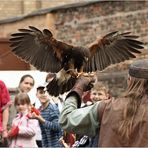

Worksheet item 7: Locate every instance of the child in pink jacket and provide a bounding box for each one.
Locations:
[8,93,38,148]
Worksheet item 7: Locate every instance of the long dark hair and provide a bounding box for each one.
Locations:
[118,76,148,139]
[19,74,35,86]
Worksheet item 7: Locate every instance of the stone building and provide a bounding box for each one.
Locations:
[0,0,147,97]
[0,0,89,19]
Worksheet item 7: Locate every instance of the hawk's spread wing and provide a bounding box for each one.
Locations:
[10,27,144,97]
[85,31,143,72]
[10,26,73,72]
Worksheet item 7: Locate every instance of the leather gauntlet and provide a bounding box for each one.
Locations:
[66,76,95,108]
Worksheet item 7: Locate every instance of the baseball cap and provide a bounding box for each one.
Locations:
[36,82,48,90]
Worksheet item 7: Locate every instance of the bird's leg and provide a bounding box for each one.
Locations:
[65,62,78,77]
[56,69,71,85]
[76,66,84,78]
[66,68,78,78]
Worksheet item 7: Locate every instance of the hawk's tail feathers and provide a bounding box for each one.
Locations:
[46,76,76,97]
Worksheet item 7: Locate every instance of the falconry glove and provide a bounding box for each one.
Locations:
[66,76,95,108]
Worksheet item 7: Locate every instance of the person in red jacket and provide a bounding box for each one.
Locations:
[0,80,11,146]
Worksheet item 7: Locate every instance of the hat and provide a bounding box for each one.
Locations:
[36,82,48,89]
[129,60,148,79]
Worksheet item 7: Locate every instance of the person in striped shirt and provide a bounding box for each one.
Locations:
[32,84,63,147]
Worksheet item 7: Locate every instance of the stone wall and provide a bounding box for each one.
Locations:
[0,0,86,20]
[0,0,23,19]
[54,1,148,47]
[0,1,147,46]
[97,71,127,98]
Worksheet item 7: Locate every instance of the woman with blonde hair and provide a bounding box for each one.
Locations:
[59,59,148,147]
[118,61,148,142]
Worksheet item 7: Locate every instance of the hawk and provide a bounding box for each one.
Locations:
[10,26,144,96]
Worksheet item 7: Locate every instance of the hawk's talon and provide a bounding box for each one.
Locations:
[77,72,84,78]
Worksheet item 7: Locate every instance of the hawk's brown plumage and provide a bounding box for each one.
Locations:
[10,26,144,96]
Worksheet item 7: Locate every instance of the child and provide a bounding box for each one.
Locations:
[82,81,111,106]
[31,84,63,147]
[8,93,38,148]
[90,81,111,103]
